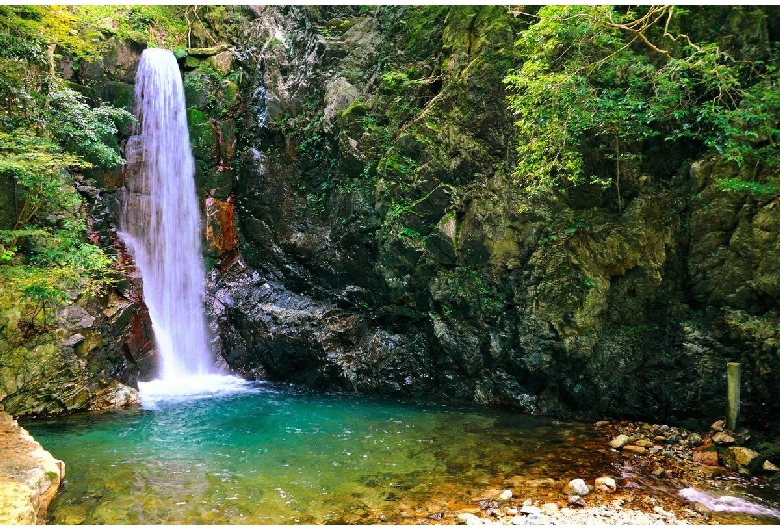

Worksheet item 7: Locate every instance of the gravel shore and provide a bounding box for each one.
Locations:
[449,419,780,525]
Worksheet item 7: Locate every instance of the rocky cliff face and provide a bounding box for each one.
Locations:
[6,6,776,431]
[0,182,153,416]
[197,5,780,431]
[0,38,156,417]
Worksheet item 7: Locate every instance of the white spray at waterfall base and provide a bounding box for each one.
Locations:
[119,48,247,402]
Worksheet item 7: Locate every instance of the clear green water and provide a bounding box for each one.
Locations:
[22,382,780,525]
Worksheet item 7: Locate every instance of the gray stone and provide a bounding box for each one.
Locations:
[211,51,233,76]
[61,333,85,347]
[323,76,359,125]
[497,489,512,502]
[57,305,95,330]
[687,432,703,447]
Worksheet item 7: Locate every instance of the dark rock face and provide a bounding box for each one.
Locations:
[196,5,780,431]
[206,257,435,396]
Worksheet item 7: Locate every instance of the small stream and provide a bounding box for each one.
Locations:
[23,382,780,525]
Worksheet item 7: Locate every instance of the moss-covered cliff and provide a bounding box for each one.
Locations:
[1,6,778,434]
[201,5,780,431]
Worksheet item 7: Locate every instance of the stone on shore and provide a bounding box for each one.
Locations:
[457,512,483,525]
[595,476,617,492]
[721,446,765,475]
[622,445,647,454]
[609,434,632,448]
[0,412,64,524]
[712,431,736,445]
[563,478,590,496]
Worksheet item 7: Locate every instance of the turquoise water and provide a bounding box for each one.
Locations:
[23,382,780,524]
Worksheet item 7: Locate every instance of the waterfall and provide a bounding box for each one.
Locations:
[118,48,213,381]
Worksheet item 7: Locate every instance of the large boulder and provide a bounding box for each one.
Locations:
[721,446,766,475]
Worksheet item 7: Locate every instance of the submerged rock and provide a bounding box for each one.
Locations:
[609,434,632,449]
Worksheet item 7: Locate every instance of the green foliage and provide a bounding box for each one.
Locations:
[0,131,87,230]
[72,5,189,49]
[504,5,780,204]
[0,6,130,320]
[0,5,102,60]
[715,178,780,196]
[44,87,134,168]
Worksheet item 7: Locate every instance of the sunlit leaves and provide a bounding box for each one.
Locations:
[504,5,780,199]
[44,88,134,168]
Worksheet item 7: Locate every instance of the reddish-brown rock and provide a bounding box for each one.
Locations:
[205,196,237,256]
[693,445,720,466]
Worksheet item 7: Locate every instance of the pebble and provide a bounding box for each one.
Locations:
[712,431,735,445]
[456,418,776,526]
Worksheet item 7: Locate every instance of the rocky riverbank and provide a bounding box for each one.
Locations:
[0,412,64,524]
[451,419,780,525]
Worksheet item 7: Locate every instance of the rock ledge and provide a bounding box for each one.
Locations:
[0,412,64,524]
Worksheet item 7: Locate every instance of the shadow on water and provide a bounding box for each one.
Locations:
[22,382,780,525]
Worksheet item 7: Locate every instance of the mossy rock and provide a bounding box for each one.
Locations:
[190,121,219,165]
[100,81,135,112]
[187,107,209,127]
[185,55,206,70]
[183,73,211,109]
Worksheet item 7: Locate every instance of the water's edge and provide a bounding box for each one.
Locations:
[16,385,780,526]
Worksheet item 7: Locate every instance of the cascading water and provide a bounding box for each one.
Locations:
[118,48,245,402]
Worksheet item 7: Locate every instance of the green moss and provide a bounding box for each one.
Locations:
[100,81,135,112]
[187,108,209,127]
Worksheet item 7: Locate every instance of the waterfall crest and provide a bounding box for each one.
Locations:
[119,48,213,381]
